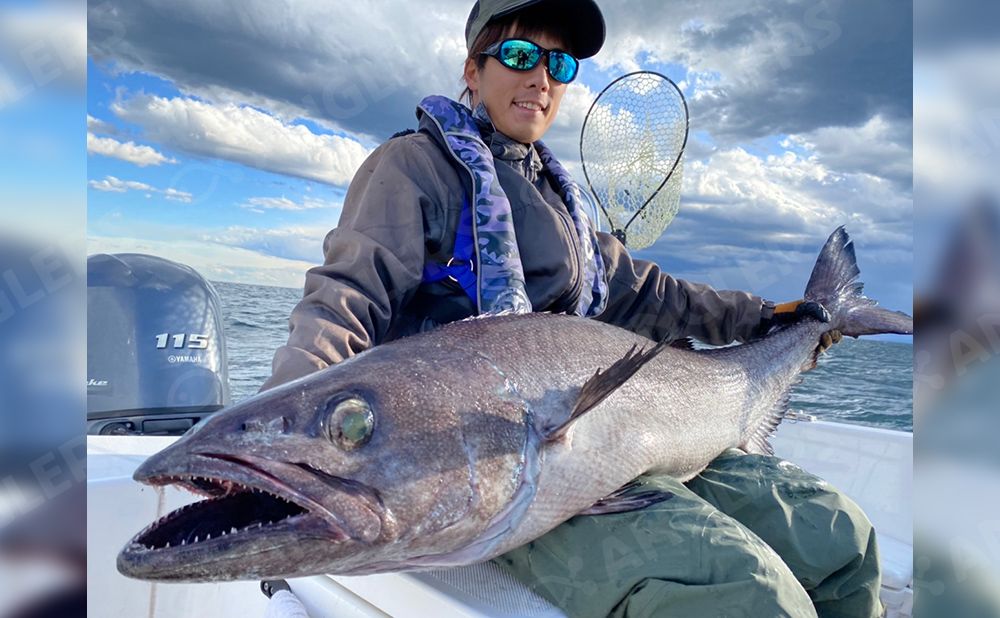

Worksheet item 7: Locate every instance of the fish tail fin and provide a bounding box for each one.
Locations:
[742,228,913,456]
[804,226,913,338]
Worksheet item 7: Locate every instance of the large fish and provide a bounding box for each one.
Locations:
[118,228,912,581]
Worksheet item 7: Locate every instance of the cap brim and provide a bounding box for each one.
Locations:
[543,0,605,59]
[484,0,605,59]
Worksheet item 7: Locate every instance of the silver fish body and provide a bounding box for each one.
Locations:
[118,227,912,581]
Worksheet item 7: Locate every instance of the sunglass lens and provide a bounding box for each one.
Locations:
[499,40,541,70]
[548,51,578,83]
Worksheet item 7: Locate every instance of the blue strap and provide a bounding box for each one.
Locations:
[422,197,477,303]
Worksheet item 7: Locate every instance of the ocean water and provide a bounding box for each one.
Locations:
[214,281,913,432]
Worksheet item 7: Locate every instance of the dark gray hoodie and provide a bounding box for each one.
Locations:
[262,114,771,389]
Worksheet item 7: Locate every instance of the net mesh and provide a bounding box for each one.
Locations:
[580,72,688,249]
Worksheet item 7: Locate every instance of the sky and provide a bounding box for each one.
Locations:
[2,1,86,254]
[85,0,913,334]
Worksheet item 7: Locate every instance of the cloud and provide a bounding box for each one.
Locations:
[88,176,153,193]
[88,175,191,203]
[85,0,912,301]
[87,114,118,136]
[242,195,342,212]
[87,0,911,189]
[87,132,176,166]
[202,225,331,262]
[87,234,315,289]
[595,1,912,144]
[85,0,587,165]
[681,147,910,239]
[88,0,469,141]
[786,115,912,189]
[163,188,193,203]
[111,94,371,187]
[542,83,600,168]
[617,143,912,308]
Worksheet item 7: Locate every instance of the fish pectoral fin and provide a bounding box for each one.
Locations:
[669,337,696,351]
[540,338,670,441]
[579,481,674,516]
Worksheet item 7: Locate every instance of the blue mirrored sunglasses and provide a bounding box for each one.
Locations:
[480,38,580,84]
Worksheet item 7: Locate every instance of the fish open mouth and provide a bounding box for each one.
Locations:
[120,452,376,564]
[118,450,388,581]
[125,473,329,554]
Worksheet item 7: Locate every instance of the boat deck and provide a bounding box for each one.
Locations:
[88,419,912,617]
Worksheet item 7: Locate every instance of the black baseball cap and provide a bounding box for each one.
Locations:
[465,0,606,59]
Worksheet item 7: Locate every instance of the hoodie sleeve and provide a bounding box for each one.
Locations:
[593,232,773,345]
[260,137,440,391]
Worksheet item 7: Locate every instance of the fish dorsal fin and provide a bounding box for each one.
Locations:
[541,338,670,441]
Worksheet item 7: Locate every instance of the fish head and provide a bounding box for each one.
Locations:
[117,345,534,580]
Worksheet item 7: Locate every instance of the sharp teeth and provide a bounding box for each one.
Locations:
[206,533,212,540]
[181,539,186,546]
[231,527,238,534]
[194,535,199,543]
[165,542,170,548]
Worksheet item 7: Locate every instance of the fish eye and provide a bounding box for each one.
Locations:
[325,397,374,450]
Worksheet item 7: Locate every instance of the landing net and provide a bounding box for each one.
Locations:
[580,71,689,249]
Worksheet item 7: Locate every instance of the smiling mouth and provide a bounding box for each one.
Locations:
[514,101,546,112]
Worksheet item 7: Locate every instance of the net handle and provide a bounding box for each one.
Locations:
[579,70,690,246]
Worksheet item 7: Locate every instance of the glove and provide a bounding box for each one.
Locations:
[771,299,840,358]
[772,299,831,324]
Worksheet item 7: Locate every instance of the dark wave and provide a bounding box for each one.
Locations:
[229,319,265,329]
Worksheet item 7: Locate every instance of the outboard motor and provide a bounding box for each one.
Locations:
[87,254,229,435]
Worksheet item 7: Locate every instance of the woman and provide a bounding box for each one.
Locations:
[264,1,879,616]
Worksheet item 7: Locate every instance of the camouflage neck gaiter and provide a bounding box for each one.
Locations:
[418,95,607,317]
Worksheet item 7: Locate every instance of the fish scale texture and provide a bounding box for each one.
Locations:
[388,312,820,556]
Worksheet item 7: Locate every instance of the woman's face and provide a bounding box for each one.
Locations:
[465,31,568,144]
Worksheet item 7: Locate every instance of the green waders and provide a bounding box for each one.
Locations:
[494,450,882,618]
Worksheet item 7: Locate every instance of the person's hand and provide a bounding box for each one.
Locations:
[818,329,843,354]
